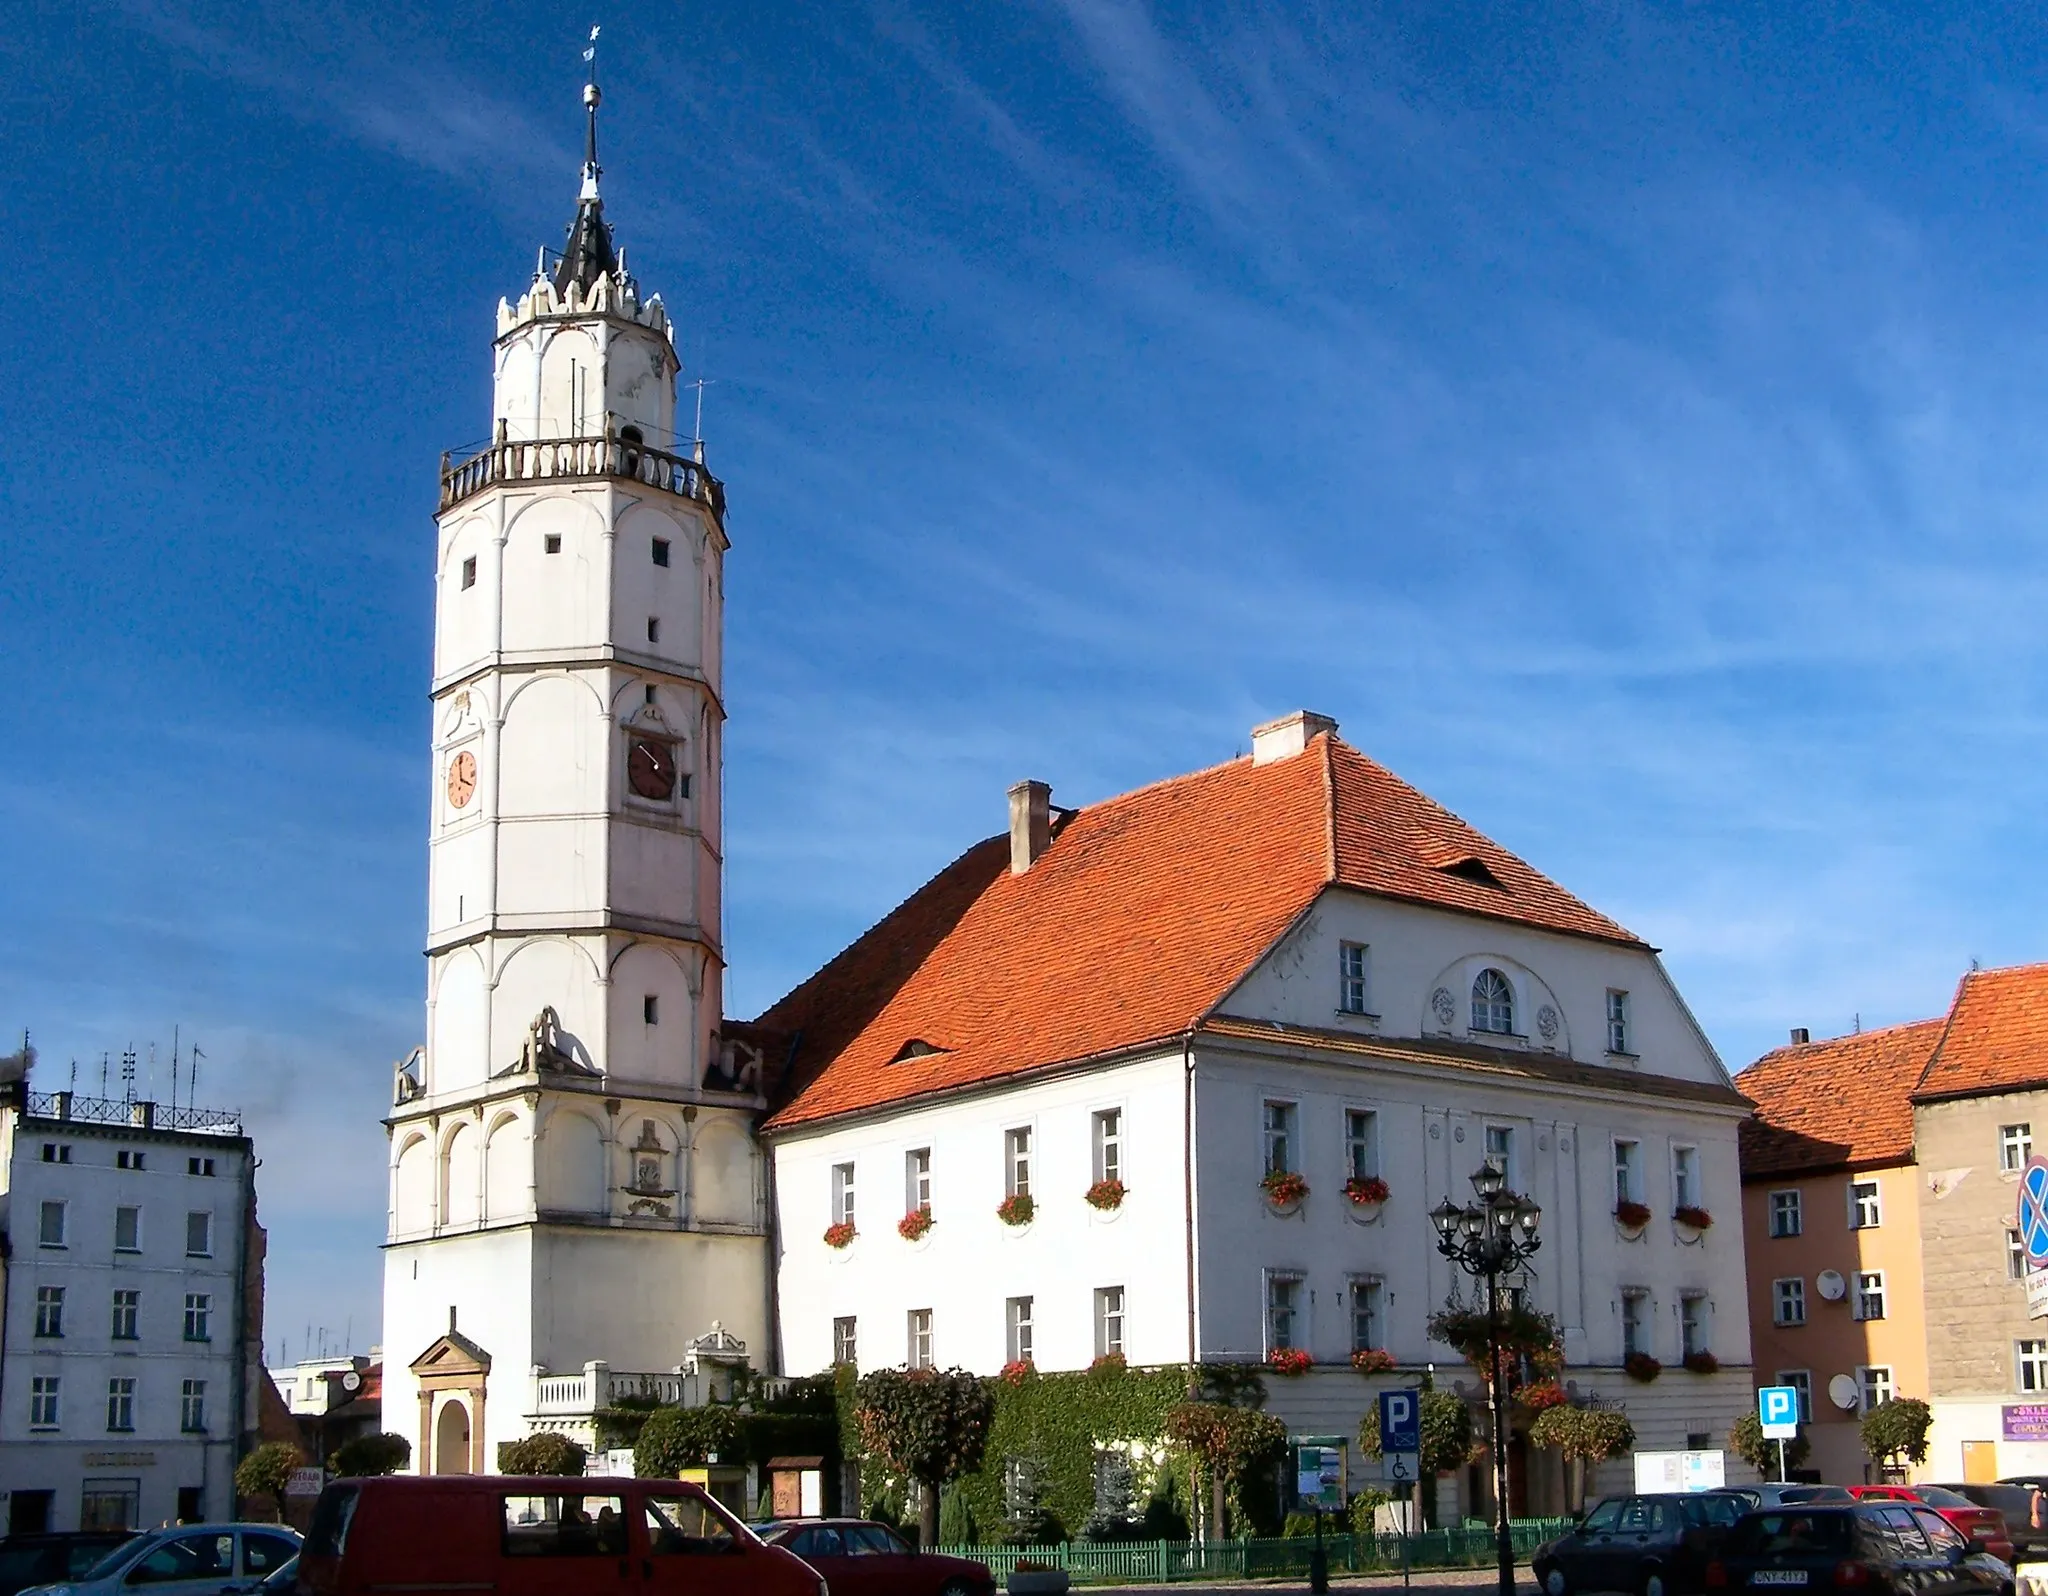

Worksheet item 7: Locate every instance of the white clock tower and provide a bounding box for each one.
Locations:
[381,74,769,1476]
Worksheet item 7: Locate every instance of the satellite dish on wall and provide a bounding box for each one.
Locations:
[1816,1270,1848,1301]
[1829,1374,1861,1411]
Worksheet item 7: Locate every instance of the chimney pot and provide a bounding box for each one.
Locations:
[1008,780,1052,874]
[1251,710,1339,765]
[1789,1027,1810,1045]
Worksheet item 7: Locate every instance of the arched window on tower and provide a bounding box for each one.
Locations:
[1471,969,1515,1035]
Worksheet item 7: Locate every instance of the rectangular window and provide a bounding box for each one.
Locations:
[652,537,671,567]
[1607,989,1631,1053]
[186,1210,213,1257]
[40,1143,69,1163]
[187,1156,215,1177]
[1621,1291,1649,1357]
[1773,1278,1806,1327]
[1006,1297,1034,1364]
[114,1207,140,1253]
[832,1316,857,1368]
[1485,1124,1514,1183]
[831,1163,856,1228]
[1673,1146,1700,1210]
[106,1378,135,1433]
[1263,1102,1296,1175]
[1777,1369,1813,1423]
[39,1201,66,1248]
[1339,942,1370,1014]
[1345,1110,1380,1182]
[1854,1271,1888,1322]
[1681,1295,1709,1358]
[1614,1140,1641,1207]
[2005,1124,2035,1173]
[1093,1109,1122,1186]
[183,1293,211,1342]
[905,1149,931,1214]
[2013,1228,2030,1281]
[2020,1342,2048,1395]
[180,1380,206,1435]
[34,1286,64,1338]
[543,533,562,554]
[1005,1128,1032,1199]
[112,1290,139,1340]
[1769,1189,1803,1238]
[646,616,661,644]
[29,1377,59,1430]
[1266,1274,1302,1352]
[907,1309,933,1370]
[642,994,658,1025]
[117,1150,144,1170]
[461,556,477,589]
[1350,1278,1385,1352]
[1095,1286,1126,1359]
[1849,1179,1882,1230]
[1860,1365,1895,1410]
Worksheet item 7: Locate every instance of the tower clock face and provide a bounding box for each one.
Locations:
[446,750,477,809]
[628,738,677,801]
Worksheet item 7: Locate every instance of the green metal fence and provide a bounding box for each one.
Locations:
[936,1518,1575,1585]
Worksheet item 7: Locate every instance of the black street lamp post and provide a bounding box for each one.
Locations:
[1430,1162,1543,1596]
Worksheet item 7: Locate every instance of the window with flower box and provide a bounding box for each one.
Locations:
[1005,1128,1032,1199]
[1263,1102,1296,1176]
[831,1163,855,1229]
[1350,1278,1384,1352]
[1006,1297,1034,1364]
[1093,1109,1122,1185]
[1266,1273,1303,1352]
[1345,1110,1379,1182]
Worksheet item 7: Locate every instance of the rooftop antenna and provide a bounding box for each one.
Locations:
[580,25,602,201]
[190,1041,204,1106]
[688,378,715,462]
[171,1025,179,1112]
[68,1058,76,1092]
[99,1052,108,1096]
[148,1042,157,1102]
[120,1047,136,1103]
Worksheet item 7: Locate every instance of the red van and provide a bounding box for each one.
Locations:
[297,1475,823,1596]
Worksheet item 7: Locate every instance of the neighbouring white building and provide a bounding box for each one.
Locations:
[757,712,1760,1515]
[0,1081,260,1532]
[379,76,769,1475]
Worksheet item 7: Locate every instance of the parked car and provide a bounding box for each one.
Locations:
[1535,1493,1745,1596]
[1716,1487,1855,1512]
[1848,1486,2015,1564]
[1932,1487,2047,1561]
[296,1475,820,1596]
[17,1524,299,1596]
[0,1535,136,1596]
[756,1520,995,1596]
[1706,1502,2010,1596]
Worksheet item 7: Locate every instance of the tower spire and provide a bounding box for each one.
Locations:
[554,26,618,295]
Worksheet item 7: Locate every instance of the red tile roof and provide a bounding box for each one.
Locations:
[1913,962,2048,1102]
[758,733,1643,1131]
[1736,1019,1943,1179]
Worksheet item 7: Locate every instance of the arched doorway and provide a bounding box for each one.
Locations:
[435,1398,473,1475]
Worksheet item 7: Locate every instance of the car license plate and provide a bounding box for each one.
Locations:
[1751,1574,1808,1586]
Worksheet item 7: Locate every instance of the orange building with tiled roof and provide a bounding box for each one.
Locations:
[760,711,1762,1520]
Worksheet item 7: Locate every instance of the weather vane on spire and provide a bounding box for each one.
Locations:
[580,25,603,200]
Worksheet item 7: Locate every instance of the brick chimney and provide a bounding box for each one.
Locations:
[1008,780,1052,874]
[1789,1027,1810,1045]
[1251,710,1338,765]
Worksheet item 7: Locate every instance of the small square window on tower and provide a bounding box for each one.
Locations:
[647,617,661,644]
[644,684,657,707]
[643,994,659,1026]
[544,533,562,554]
[652,537,671,567]
[460,557,477,589]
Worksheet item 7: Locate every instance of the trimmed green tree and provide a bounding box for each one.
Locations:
[499,1432,590,1475]
[1861,1398,1933,1469]
[1529,1406,1637,1510]
[1164,1401,1289,1539]
[634,1405,743,1477]
[853,1368,997,1550]
[1728,1411,1811,1479]
[235,1441,306,1522]
[330,1432,411,1478]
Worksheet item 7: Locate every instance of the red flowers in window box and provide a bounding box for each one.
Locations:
[997,1193,1036,1227]
[1350,1348,1397,1374]
[1001,1359,1034,1385]
[1261,1170,1310,1206]
[1674,1205,1713,1231]
[1344,1175,1392,1207]
[1085,1178,1127,1211]
[1614,1200,1652,1229]
[1517,1379,1569,1411]
[1682,1350,1719,1374]
[897,1208,935,1241]
[822,1221,856,1249]
[1267,1347,1313,1376]
[1089,1351,1127,1374]
[1623,1352,1662,1382]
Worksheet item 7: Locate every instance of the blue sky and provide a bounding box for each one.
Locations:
[7,0,2048,1362]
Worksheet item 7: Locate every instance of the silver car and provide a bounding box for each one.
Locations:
[20,1524,300,1596]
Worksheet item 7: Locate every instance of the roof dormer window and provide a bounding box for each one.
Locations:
[891,1040,945,1064]
[1440,856,1505,890]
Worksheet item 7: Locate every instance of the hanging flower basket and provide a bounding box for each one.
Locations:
[1614,1200,1652,1230]
[897,1208,935,1241]
[822,1221,856,1249]
[1623,1352,1663,1382]
[1001,1359,1034,1386]
[1089,1351,1127,1374]
[1266,1347,1313,1377]
[997,1192,1036,1227]
[1683,1350,1719,1375]
[1674,1205,1713,1231]
[1351,1348,1398,1375]
[1261,1170,1310,1207]
[1344,1175,1392,1207]
[1517,1378,1569,1412]
[1085,1178,1127,1211]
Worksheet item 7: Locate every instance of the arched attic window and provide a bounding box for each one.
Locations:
[1470,969,1515,1035]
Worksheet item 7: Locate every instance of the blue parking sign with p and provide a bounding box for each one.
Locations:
[1381,1389,1422,1453]
[1759,1385,1800,1439]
